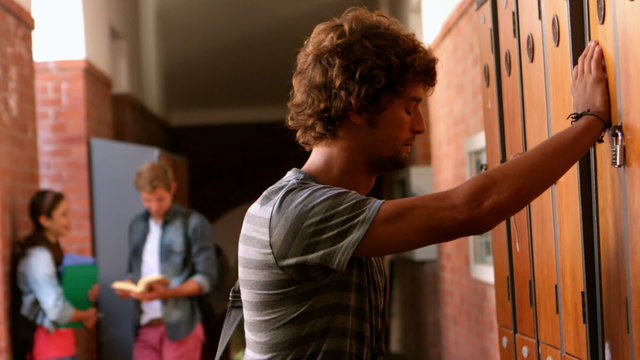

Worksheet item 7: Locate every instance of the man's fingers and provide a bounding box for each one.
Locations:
[591,44,605,75]
[583,41,596,75]
[576,42,589,78]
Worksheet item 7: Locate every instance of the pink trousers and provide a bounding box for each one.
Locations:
[133,322,204,360]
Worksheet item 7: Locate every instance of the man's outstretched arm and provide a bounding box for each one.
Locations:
[355,40,610,257]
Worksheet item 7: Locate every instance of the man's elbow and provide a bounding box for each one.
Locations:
[455,192,502,236]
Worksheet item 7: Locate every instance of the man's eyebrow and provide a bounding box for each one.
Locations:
[406,96,423,104]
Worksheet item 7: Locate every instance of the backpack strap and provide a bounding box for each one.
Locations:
[215,280,242,360]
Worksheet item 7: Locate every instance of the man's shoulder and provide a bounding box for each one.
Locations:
[129,210,148,227]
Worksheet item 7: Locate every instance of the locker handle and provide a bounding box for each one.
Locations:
[597,0,605,24]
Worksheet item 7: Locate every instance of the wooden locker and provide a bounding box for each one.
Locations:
[515,333,537,360]
[616,0,640,358]
[496,0,535,338]
[499,327,516,360]
[586,0,630,358]
[539,343,561,360]
[477,0,513,331]
[518,0,560,348]
[541,1,588,358]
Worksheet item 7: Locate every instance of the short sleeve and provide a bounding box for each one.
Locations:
[270,183,383,280]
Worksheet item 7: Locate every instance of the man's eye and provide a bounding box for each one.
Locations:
[405,109,412,115]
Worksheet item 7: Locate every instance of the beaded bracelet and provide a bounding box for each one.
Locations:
[566,109,609,143]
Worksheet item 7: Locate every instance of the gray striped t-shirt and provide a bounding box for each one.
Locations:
[239,168,387,359]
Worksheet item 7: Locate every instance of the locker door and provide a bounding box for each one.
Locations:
[515,333,537,360]
[477,0,513,331]
[539,343,561,360]
[541,1,588,358]
[496,0,535,338]
[587,0,630,358]
[616,1,640,358]
[518,0,560,348]
[499,327,517,360]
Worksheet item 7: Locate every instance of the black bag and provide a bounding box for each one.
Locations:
[10,257,36,360]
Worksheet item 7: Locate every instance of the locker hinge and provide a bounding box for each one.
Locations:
[626,297,630,334]
[554,284,559,314]
[507,275,512,301]
[512,11,517,39]
[490,27,495,55]
[581,291,586,324]
[528,279,533,307]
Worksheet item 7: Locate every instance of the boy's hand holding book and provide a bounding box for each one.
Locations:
[111,275,170,301]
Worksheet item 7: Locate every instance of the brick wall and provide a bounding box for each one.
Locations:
[0,1,37,358]
[425,1,499,359]
[35,60,113,257]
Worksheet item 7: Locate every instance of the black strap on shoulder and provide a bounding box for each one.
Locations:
[215,281,242,360]
[181,210,242,359]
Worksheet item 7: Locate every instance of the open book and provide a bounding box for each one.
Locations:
[111,274,170,293]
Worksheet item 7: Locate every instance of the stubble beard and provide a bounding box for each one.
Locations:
[369,151,409,174]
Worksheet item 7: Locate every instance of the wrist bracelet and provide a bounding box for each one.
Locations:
[567,109,609,143]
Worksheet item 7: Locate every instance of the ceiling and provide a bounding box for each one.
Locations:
[157,0,381,125]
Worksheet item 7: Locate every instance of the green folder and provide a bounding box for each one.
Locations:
[60,264,98,328]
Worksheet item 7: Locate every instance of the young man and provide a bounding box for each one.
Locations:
[116,162,218,359]
[238,7,610,359]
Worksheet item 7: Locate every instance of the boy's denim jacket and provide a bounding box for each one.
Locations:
[126,204,218,341]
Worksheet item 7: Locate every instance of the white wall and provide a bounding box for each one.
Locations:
[32,0,86,62]
[82,0,110,77]
[108,0,144,98]
[421,0,464,44]
[139,0,166,117]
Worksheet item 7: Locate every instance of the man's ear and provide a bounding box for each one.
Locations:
[347,110,366,125]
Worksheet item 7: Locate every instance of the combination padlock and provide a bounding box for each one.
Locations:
[611,125,625,168]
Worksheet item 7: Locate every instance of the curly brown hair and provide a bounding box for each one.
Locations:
[286,6,438,150]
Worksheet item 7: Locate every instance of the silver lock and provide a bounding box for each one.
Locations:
[611,125,625,168]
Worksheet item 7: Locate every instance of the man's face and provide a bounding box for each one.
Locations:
[364,83,426,173]
[140,186,174,221]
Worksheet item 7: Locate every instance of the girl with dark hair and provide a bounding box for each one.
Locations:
[11,190,98,360]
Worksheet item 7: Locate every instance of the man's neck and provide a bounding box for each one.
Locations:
[301,143,377,195]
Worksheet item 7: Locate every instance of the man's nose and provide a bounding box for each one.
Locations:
[413,107,426,134]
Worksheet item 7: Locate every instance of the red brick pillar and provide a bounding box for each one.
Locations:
[0,1,38,358]
[35,60,113,256]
